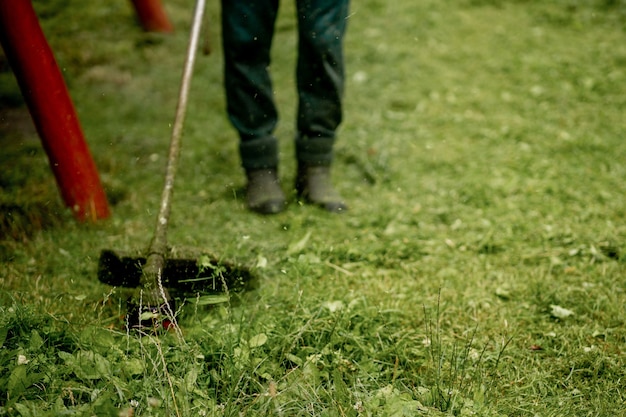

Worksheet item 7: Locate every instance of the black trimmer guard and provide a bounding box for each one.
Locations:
[97,248,255,294]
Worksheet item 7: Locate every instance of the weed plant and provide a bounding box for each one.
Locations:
[1,0,626,415]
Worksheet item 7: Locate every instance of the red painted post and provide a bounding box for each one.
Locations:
[0,1,110,222]
[130,0,174,33]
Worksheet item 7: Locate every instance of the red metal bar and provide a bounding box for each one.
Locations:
[0,1,110,222]
[130,0,174,33]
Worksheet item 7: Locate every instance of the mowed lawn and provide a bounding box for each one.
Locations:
[1,0,625,416]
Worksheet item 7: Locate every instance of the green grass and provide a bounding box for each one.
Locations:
[1,0,626,415]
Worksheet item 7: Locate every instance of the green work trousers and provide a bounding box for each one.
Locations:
[221,0,350,170]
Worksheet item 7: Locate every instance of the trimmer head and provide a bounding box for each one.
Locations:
[97,248,255,294]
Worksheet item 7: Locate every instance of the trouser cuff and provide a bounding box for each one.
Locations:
[295,135,334,166]
[240,135,279,170]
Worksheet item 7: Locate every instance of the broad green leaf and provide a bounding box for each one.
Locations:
[12,403,33,417]
[79,326,117,354]
[123,358,145,376]
[249,333,268,348]
[28,330,44,351]
[7,365,28,397]
[140,311,159,321]
[185,367,199,392]
[58,350,112,380]
[285,353,303,366]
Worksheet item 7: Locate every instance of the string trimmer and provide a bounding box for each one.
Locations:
[97,0,253,329]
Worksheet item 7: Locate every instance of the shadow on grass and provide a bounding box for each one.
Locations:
[0,100,68,244]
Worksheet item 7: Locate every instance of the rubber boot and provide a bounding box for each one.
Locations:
[246,168,286,214]
[295,164,347,213]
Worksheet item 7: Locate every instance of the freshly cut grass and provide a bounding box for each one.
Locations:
[1,0,625,415]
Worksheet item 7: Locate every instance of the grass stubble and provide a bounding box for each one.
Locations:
[1,0,625,415]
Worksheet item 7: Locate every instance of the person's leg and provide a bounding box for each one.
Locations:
[221,0,285,213]
[294,0,350,212]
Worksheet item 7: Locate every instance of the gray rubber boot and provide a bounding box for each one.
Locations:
[295,165,347,213]
[246,169,286,214]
